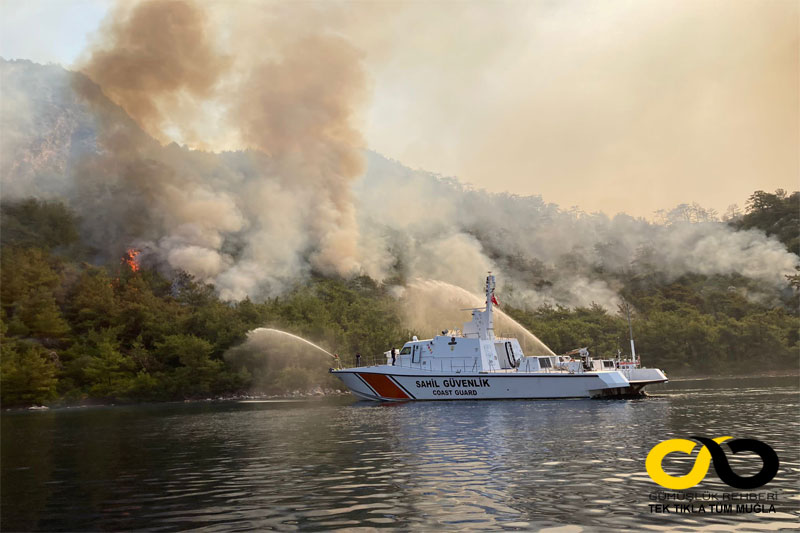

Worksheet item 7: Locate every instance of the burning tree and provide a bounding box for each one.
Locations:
[121,249,141,272]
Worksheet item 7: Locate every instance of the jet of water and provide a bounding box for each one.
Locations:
[400,279,556,355]
[249,328,337,359]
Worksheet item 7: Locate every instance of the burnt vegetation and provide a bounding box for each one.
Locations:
[1,191,798,407]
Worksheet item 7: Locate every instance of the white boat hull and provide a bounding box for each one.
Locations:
[331,366,667,401]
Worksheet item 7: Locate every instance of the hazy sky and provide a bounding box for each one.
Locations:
[1,0,797,218]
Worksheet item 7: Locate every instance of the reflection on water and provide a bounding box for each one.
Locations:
[2,376,798,531]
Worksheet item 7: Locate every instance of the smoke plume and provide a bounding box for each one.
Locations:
[72,0,369,297]
[230,34,367,278]
[81,0,230,143]
[355,153,799,310]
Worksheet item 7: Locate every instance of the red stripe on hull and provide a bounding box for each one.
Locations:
[358,373,410,400]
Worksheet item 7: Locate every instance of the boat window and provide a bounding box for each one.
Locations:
[539,357,552,368]
[603,360,615,368]
[399,346,412,355]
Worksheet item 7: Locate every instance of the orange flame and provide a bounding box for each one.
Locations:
[122,249,141,272]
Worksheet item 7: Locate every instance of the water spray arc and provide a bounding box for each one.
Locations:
[249,328,337,359]
[401,279,556,356]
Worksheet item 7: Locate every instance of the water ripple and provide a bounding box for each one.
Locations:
[1,376,798,531]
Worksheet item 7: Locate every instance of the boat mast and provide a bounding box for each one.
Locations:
[626,301,637,366]
[484,273,496,340]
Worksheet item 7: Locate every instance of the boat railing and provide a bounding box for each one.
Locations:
[342,356,589,375]
[345,356,483,373]
[341,354,623,375]
[394,357,476,373]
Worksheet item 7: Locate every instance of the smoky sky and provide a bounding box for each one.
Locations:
[355,1,799,218]
[3,1,795,217]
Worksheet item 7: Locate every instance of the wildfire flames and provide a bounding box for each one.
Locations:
[122,248,141,272]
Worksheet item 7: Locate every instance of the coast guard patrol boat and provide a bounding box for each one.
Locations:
[331,274,667,401]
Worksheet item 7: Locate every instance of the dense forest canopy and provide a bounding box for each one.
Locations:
[1,190,798,407]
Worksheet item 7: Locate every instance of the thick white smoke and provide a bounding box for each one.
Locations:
[356,153,798,309]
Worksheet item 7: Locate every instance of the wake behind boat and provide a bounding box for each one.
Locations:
[331,274,667,401]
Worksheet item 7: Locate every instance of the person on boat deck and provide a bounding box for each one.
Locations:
[355,352,361,367]
[391,348,397,366]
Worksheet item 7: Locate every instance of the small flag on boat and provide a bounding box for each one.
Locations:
[491,294,500,306]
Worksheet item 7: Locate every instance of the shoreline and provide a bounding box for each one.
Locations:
[3,389,352,413]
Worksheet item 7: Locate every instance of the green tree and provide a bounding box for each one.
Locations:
[17,287,70,338]
[0,341,59,406]
[732,189,800,255]
[0,247,61,313]
[0,198,79,251]
[156,334,224,397]
[65,328,137,399]
[64,267,118,333]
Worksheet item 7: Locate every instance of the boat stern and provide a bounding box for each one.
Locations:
[589,368,668,398]
[626,367,669,385]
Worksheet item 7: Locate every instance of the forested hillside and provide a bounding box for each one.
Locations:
[1,191,797,407]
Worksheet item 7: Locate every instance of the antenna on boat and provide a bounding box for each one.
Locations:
[484,272,496,340]
[625,301,637,366]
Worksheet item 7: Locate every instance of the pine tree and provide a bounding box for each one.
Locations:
[0,341,59,406]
